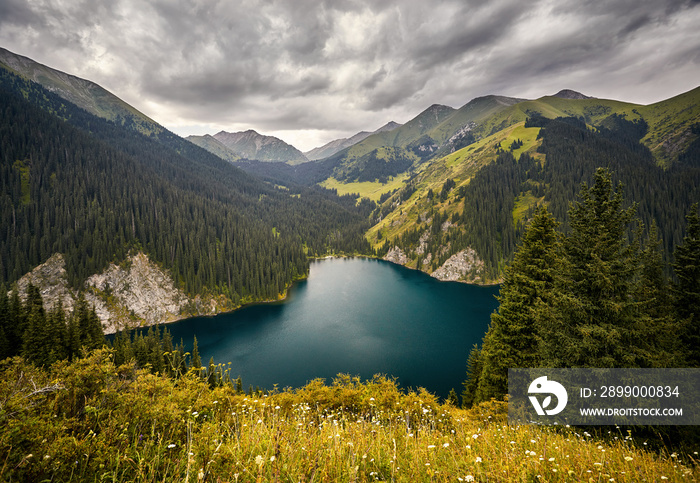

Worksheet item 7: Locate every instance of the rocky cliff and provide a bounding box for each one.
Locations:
[12,252,211,334]
[430,248,485,283]
[84,253,190,333]
[15,253,76,313]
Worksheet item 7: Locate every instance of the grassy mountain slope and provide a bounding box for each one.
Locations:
[0,47,163,136]
[305,121,402,161]
[368,86,700,282]
[186,134,242,163]
[321,105,457,185]
[635,85,700,166]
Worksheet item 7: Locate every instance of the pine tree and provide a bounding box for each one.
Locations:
[636,222,680,367]
[474,205,559,402]
[540,168,646,367]
[22,284,49,366]
[461,344,482,408]
[673,204,700,366]
[47,302,68,363]
[191,336,202,372]
[0,285,10,359]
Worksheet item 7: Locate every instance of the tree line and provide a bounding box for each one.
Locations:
[0,283,103,366]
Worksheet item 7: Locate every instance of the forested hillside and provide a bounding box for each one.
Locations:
[372,114,700,281]
[0,66,373,307]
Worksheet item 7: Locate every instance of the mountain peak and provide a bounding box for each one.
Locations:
[212,130,307,164]
[553,89,592,100]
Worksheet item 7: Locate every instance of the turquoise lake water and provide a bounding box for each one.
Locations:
[165,257,499,398]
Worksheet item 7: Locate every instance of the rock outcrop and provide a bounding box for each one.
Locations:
[430,248,485,283]
[85,252,190,333]
[12,252,194,334]
[14,253,76,312]
[383,246,408,265]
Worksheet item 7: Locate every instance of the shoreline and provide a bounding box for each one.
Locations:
[112,254,499,334]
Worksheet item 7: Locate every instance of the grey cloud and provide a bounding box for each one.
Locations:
[1,0,699,148]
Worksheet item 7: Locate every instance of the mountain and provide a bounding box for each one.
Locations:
[0,53,374,331]
[212,129,308,164]
[367,86,700,282]
[304,121,402,161]
[0,47,163,136]
[186,134,241,163]
[552,89,592,99]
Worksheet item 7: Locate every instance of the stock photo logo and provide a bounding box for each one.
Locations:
[528,376,568,416]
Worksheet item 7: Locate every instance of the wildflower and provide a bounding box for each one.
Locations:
[168,444,176,449]
[475,456,482,463]
[428,445,436,449]
[661,477,668,480]
[624,456,633,462]
[548,457,555,462]
[270,456,276,462]
[255,455,264,467]
[443,442,449,448]
[466,476,475,482]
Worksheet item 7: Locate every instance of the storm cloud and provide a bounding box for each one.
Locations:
[1,0,699,150]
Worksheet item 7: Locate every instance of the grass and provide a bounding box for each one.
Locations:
[320,174,411,202]
[0,350,695,482]
[512,191,544,226]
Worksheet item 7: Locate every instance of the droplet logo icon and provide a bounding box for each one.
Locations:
[528,376,568,416]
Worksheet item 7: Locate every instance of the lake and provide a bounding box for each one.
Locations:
[166,257,500,399]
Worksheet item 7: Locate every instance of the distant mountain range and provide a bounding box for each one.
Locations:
[305,121,403,160]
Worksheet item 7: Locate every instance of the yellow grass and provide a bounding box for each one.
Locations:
[0,351,695,482]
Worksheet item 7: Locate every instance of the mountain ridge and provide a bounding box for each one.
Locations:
[0,46,163,136]
[210,129,309,164]
[305,121,402,161]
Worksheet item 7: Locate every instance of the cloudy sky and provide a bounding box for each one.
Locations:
[1,0,699,151]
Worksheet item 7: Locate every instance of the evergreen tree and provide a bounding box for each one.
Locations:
[540,168,647,367]
[47,302,68,363]
[474,205,559,403]
[22,284,50,366]
[0,285,10,359]
[6,289,26,357]
[636,222,680,367]
[191,336,202,372]
[673,204,700,366]
[461,344,482,408]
